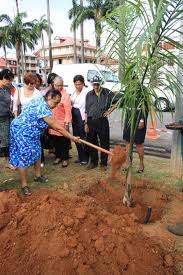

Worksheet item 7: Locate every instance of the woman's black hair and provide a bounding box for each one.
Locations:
[0,69,14,80]
[35,73,42,85]
[44,89,61,99]
[73,74,85,84]
[47,73,58,85]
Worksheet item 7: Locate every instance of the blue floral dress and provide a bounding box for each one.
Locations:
[10,95,52,167]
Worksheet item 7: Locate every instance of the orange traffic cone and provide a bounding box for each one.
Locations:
[146,111,160,140]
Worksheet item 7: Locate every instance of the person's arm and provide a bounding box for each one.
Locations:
[44,116,80,142]
[63,92,72,131]
[13,88,19,117]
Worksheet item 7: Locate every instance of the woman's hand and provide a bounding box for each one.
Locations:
[84,123,89,133]
[72,136,81,143]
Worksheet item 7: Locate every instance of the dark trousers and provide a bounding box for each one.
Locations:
[72,107,88,162]
[53,135,70,160]
[87,117,109,166]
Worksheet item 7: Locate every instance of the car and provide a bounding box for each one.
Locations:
[12,82,23,88]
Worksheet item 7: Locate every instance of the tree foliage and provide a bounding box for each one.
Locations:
[103,0,183,206]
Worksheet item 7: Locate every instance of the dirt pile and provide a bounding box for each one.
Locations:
[0,187,175,275]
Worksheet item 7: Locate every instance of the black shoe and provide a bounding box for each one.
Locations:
[86,163,98,170]
[80,161,88,166]
[100,164,107,171]
[21,186,31,196]
[34,175,48,183]
[74,159,81,164]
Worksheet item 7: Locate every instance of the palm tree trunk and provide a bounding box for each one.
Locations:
[123,111,136,207]
[3,45,7,67]
[15,0,19,14]
[95,21,102,63]
[80,0,84,63]
[21,43,24,77]
[73,27,77,63]
[46,0,53,72]
[41,32,47,74]
[16,42,21,83]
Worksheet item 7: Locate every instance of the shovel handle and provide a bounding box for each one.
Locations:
[79,139,113,156]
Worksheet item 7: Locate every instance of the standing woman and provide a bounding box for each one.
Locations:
[71,75,88,165]
[10,89,80,195]
[0,69,15,169]
[13,72,41,117]
[50,76,72,167]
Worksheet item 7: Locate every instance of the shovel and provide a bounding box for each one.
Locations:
[79,138,113,156]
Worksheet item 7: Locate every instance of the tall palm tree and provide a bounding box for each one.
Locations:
[0,26,12,66]
[68,0,120,63]
[103,0,183,206]
[0,12,38,82]
[80,0,84,63]
[71,0,77,63]
[46,0,53,72]
[34,15,50,74]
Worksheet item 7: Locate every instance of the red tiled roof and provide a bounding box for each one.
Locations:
[39,36,96,51]
[0,58,17,68]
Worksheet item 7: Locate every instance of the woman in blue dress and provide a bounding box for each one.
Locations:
[10,89,80,195]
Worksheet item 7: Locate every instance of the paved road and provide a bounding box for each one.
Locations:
[109,110,176,156]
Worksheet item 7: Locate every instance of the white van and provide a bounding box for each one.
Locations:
[52,63,121,95]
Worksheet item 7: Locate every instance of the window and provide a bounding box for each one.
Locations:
[100,70,119,83]
[87,70,100,81]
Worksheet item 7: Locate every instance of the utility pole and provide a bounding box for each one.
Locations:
[80,0,84,63]
[46,0,53,72]
[170,15,183,177]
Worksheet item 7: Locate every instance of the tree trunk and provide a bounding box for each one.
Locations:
[3,45,7,67]
[15,0,19,14]
[95,21,102,63]
[16,42,21,83]
[80,0,84,63]
[118,6,125,80]
[21,43,24,77]
[41,31,46,74]
[46,0,53,72]
[73,27,77,63]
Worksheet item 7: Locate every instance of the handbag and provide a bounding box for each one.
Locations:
[41,129,53,150]
[17,88,22,115]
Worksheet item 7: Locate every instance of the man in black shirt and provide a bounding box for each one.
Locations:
[85,75,114,170]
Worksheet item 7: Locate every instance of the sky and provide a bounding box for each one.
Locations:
[0,0,95,56]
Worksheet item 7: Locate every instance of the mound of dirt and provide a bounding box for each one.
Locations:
[0,187,175,275]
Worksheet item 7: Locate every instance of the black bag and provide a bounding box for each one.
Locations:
[41,129,53,150]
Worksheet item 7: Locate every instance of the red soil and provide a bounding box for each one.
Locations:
[0,178,180,275]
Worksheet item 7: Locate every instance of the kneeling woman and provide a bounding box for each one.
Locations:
[10,89,80,195]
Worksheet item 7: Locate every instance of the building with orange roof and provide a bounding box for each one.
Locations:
[36,36,97,72]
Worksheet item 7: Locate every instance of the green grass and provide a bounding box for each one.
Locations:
[0,149,183,193]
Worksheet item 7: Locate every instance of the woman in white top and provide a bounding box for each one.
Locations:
[71,74,88,165]
[13,72,41,117]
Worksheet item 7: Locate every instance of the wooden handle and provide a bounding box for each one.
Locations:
[79,139,113,156]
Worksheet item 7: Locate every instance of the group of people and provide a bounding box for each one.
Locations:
[0,68,149,196]
[1,68,183,236]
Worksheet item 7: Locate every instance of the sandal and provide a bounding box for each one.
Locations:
[62,160,69,168]
[5,163,17,170]
[21,186,31,196]
[34,175,48,183]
